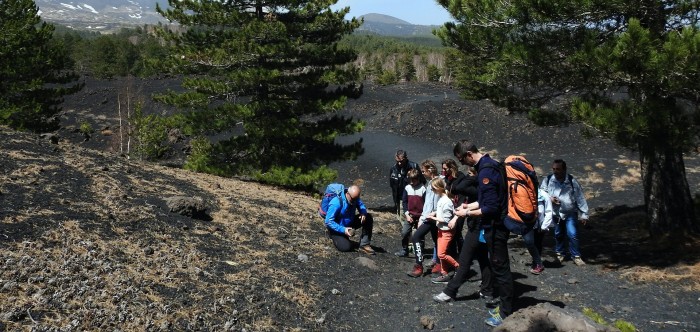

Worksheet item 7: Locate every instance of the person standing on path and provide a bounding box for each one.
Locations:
[406,160,441,277]
[451,140,513,328]
[324,185,375,255]
[540,159,590,266]
[389,150,424,221]
[395,169,426,257]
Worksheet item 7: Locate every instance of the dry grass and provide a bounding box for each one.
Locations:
[610,167,641,191]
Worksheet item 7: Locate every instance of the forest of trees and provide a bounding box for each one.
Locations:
[4,0,698,234]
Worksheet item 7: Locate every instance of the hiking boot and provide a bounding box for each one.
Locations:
[431,272,453,284]
[488,306,500,318]
[485,311,504,327]
[431,263,442,275]
[394,248,409,257]
[432,292,453,303]
[359,245,375,255]
[556,253,565,264]
[530,264,545,275]
[407,264,424,278]
[573,256,586,266]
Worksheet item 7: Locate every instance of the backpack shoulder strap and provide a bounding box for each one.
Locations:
[568,174,575,196]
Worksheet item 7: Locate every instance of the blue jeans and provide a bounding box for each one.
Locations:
[554,216,581,257]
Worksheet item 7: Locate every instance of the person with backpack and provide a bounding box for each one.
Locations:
[389,150,424,220]
[395,169,426,257]
[451,140,513,328]
[540,159,590,266]
[323,185,375,255]
[432,166,496,308]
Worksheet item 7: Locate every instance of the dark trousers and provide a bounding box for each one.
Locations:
[448,216,466,255]
[485,223,514,316]
[412,221,437,265]
[400,214,420,250]
[329,214,373,252]
[443,228,493,298]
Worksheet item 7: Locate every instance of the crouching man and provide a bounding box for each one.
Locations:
[324,185,375,255]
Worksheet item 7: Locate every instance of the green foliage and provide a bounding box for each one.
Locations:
[0,0,81,131]
[582,307,637,331]
[614,320,637,332]
[528,108,569,126]
[438,0,700,233]
[130,105,172,161]
[79,121,93,135]
[254,165,337,192]
[582,307,606,325]
[153,0,364,190]
[183,136,228,176]
[427,64,441,82]
[377,69,399,85]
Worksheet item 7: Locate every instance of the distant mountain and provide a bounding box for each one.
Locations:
[36,0,163,31]
[356,13,440,37]
[35,2,441,37]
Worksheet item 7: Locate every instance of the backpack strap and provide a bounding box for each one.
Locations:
[546,173,575,197]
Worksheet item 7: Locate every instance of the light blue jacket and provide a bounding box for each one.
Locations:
[419,178,440,224]
[540,173,589,220]
[324,193,368,234]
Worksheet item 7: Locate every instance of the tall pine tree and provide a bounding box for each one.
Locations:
[155,0,363,189]
[0,0,81,131]
[437,0,700,236]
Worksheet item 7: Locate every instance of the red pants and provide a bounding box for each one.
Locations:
[437,228,459,273]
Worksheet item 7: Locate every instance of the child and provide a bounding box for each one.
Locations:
[407,160,440,278]
[428,178,460,283]
[524,189,553,274]
[395,169,426,257]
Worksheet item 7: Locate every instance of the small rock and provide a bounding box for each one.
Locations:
[315,313,326,324]
[567,278,579,284]
[355,256,379,270]
[621,307,632,313]
[143,247,154,255]
[331,289,341,295]
[413,306,420,312]
[297,254,309,262]
[420,315,435,330]
[602,305,615,313]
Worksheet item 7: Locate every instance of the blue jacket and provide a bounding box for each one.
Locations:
[475,154,505,221]
[324,193,368,234]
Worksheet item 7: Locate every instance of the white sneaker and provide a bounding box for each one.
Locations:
[573,256,586,266]
[432,292,453,303]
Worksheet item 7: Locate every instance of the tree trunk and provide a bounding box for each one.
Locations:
[639,143,698,237]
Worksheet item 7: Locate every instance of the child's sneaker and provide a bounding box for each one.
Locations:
[430,273,452,284]
[556,253,565,264]
[573,256,586,266]
[530,264,544,275]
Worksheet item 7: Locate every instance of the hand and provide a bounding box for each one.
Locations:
[345,228,355,237]
[406,215,414,224]
[551,196,560,205]
[360,214,367,224]
[454,208,467,217]
[448,218,456,229]
[580,219,588,226]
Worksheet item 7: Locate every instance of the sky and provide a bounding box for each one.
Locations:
[330,0,453,26]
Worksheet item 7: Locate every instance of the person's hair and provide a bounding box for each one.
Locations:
[407,168,420,180]
[421,160,438,176]
[467,166,477,176]
[431,177,446,194]
[442,158,459,178]
[553,159,567,171]
[395,149,407,159]
[453,140,479,159]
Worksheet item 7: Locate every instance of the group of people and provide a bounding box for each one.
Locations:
[322,142,590,327]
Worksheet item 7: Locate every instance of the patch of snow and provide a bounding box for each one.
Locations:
[82,4,98,14]
[60,3,77,10]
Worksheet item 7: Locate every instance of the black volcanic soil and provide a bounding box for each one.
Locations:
[1,79,698,331]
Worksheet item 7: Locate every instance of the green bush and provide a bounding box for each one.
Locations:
[527,108,570,126]
[129,105,171,161]
[183,137,228,176]
[79,121,92,134]
[376,69,398,85]
[255,165,337,192]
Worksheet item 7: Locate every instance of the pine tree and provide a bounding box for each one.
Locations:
[437,0,700,236]
[0,0,81,131]
[154,0,363,190]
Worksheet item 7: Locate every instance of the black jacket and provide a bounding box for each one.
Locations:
[389,160,424,205]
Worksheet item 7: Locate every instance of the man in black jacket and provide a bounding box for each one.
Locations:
[389,150,424,219]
